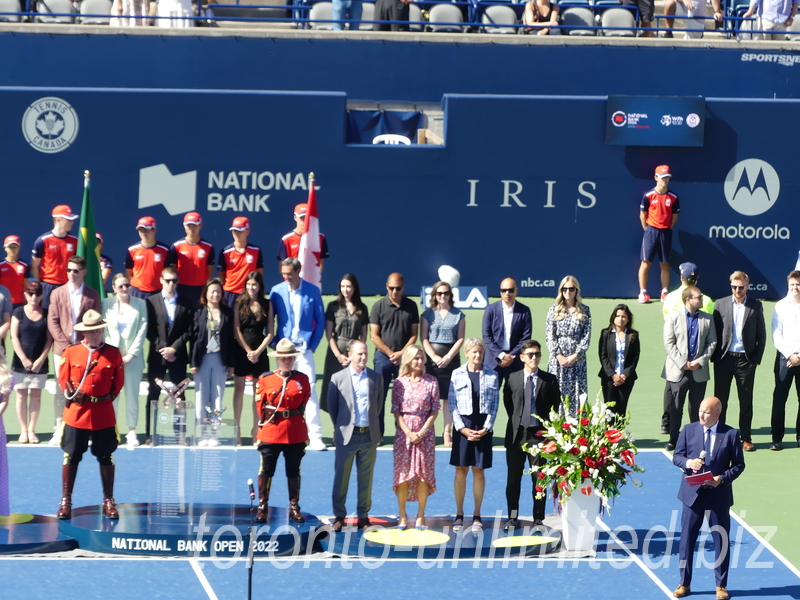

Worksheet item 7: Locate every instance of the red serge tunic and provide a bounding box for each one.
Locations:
[256,371,310,444]
[59,342,125,430]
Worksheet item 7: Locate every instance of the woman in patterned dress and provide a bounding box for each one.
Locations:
[546,275,592,416]
[420,280,465,447]
[392,345,439,531]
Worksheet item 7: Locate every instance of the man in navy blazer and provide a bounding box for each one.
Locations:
[328,341,383,531]
[482,278,532,387]
[672,396,745,600]
[270,257,326,450]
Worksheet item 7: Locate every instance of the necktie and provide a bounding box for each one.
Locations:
[704,427,711,460]
[522,374,532,428]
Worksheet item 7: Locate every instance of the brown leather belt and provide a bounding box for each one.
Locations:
[354,426,370,433]
[727,351,745,358]
[266,407,304,420]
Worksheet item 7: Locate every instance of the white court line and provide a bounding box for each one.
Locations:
[190,558,219,600]
[730,511,800,579]
[596,518,674,598]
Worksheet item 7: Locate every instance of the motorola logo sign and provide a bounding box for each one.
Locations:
[723,159,779,216]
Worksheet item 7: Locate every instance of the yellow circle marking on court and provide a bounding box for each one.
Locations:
[363,528,451,547]
[0,514,34,525]
[491,536,559,548]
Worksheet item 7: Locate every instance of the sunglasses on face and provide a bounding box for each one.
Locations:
[522,352,542,359]
[116,283,131,289]
[387,286,402,292]
[731,285,746,291]
[562,287,577,292]
[163,279,178,284]
[66,268,82,274]
[500,288,516,294]
[435,291,450,296]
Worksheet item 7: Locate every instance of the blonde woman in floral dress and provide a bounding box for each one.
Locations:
[392,345,439,531]
[546,275,592,416]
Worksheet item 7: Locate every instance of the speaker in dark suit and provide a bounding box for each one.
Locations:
[672,397,745,599]
[145,267,194,440]
[482,278,532,386]
[502,339,560,529]
[711,272,766,449]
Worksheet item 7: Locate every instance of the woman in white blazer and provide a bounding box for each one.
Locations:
[102,273,149,447]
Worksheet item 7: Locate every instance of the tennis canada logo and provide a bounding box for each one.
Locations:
[21,97,79,154]
[611,111,627,127]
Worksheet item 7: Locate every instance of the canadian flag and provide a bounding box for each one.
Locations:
[299,173,321,289]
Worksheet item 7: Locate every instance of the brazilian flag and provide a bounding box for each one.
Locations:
[76,171,105,300]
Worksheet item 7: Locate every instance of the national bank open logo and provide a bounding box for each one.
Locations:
[723,159,779,216]
[22,97,79,154]
[139,164,197,215]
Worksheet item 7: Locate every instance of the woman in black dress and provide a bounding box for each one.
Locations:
[319,273,369,411]
[233,271,273,445]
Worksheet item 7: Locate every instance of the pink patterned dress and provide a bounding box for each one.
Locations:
[392,374,440,501]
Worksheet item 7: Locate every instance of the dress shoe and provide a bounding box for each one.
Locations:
[330,517,344,532]
[672,585,690,598]
[504,518,517,531]
[532,519,545,527]
[796,437,800,448]
[288,499,305,523]
[357,517,371,530]
[742,441,755,452]
[103,498,120,519]
[769,441,783,451]
[716,587,729,600]
[57,497,72,520]
[665,442,675,452]
[660,425,669,435]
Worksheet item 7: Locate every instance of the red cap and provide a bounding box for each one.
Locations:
[655,165,672,178]
[52,205,78,220]
[230,216,250,231]
[136,216,156,229]
[95,232,104,244]
[3,235,20,248]
[184,212,202,225]
[293,203,308,217]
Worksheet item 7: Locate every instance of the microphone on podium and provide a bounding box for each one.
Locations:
[248,478,255,500]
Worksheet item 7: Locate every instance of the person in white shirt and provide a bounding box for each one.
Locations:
[742,0,798,39]
[769,270,800,451]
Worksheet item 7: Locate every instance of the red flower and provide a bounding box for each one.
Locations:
[577,437,589,447]
[557,466,568,476]
[535,485,544,493]
[581,418,590,426]
[538,472,546,480]
[542,441,557,453]
[584,457,597,468]
[581,470,590,478]
[569,448,580,455]
[605,429,623,443]
[558,480,570,493]
[621,449,635,466]
[599,446,609,456]
[580,485,593,496]
[562,423,572,431]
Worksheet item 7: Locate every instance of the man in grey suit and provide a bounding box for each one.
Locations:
[663,286,717,451]
[328,340,383,531]
[712,270,766,452]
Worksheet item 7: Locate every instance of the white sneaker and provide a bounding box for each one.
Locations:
[637,291,650,304]
[126,431,140,448]
[49,426,62,447]
[307,439,328,451]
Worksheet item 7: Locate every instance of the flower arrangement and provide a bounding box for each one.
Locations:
[524,393,644,511]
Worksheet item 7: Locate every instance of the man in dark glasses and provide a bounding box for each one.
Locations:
[481,278,532,388]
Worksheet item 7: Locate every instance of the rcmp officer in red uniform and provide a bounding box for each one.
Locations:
[57,310,125,520]
[255,338,310,523]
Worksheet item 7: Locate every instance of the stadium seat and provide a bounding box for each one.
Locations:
[600,7,634,35]
[358,1,374,29]
[36,0,77,22]
[309,0,333,28]
[560,6,595,34]
[426,2,464,31]
[481,4,517,32]
[0,0,20,22]
[409,2,423,30]
[80,0,112,24]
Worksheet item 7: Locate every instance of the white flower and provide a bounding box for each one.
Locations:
[607,464,616,473]
[579,445,588,453]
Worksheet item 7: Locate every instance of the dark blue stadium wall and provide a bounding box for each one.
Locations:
[2,33,799,298]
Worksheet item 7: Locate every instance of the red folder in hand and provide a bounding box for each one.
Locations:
[686,471,714,486]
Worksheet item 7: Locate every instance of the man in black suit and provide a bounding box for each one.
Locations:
[672,396,745,600]
[482,277,532,388]
[502,339,561,530]
[145,267,194,442]
[711,270,766,452]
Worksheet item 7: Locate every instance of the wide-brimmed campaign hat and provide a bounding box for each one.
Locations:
[267,338,302,358]
[74,310,107,332]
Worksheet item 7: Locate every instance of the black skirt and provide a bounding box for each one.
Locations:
[449,413,492,469]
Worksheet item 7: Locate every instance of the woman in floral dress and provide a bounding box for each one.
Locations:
[392,345,439,531]
[546,275,592,416]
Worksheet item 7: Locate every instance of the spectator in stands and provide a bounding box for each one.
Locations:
[374,0,409,31]
[546,275,591,416]
[156,0,194,26]
[96,234,113,292]
[638,165,679,304]
[332,0,363,29]
[276,203,329,272]
[598,304,640,420]
[32,205,78,309]
[523,0,559,34]
[10,280,52,444]
[110,0,150,26]
[218,216,263,309]
[320,273,369,414]
[126,216,169,299]
[102,273,148,448]
[622,0,655,35]
[769,270,800,451]
[742,0,797,39]
[47,256,101,447]
[233,271,273,446]
[0,236,30,309]
[421,280,465,447]
[166,212,215,308]
[663,0,721,37]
